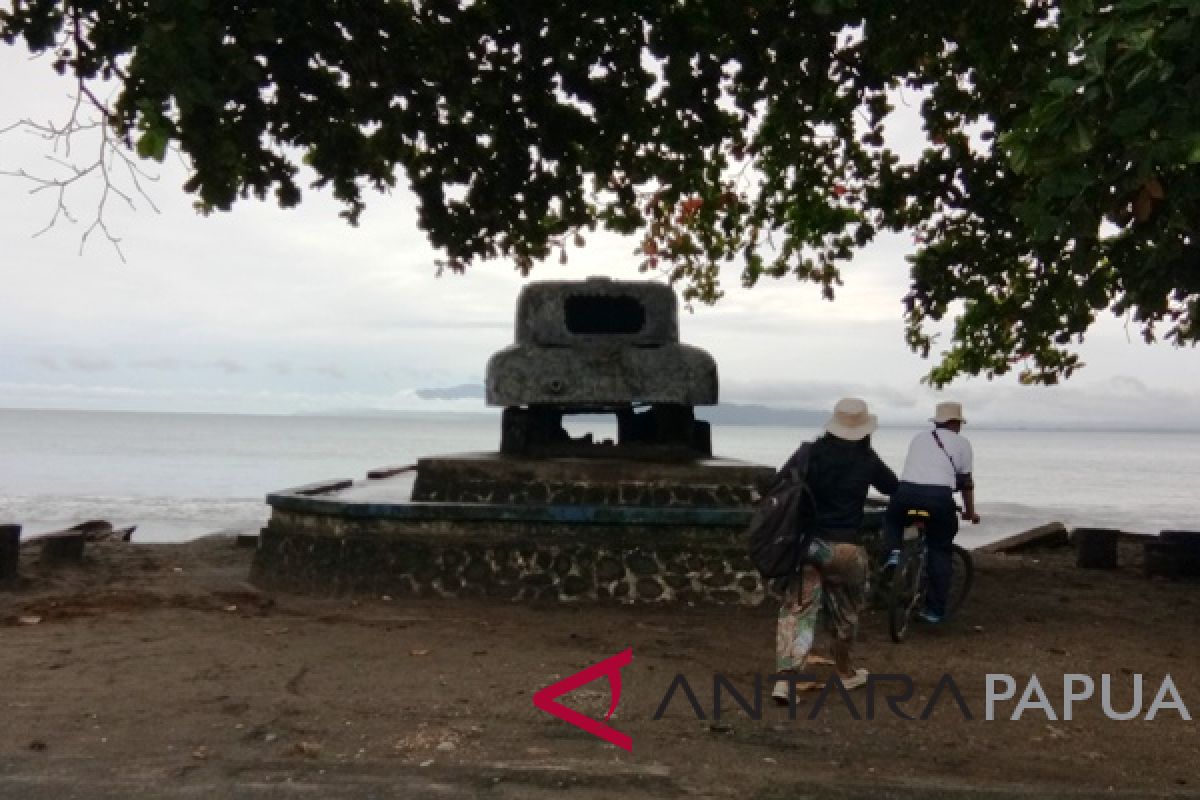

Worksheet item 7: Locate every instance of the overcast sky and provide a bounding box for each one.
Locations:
[2,44,1197,429]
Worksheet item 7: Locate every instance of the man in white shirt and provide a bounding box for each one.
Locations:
[882,401,981,622]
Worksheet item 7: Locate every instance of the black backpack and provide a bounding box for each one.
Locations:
[746,442,817,578]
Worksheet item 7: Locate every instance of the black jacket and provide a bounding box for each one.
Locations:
[778,434,897,542]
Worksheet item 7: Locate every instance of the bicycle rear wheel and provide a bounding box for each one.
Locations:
[944,544,975,619]
[888,555,923,643]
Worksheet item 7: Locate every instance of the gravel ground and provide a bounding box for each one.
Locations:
[1,535,1197,799]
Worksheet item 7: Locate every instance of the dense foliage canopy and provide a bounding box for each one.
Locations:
[3,0,1198,384]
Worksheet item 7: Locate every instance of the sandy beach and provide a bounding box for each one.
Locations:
[1,533,1198,799]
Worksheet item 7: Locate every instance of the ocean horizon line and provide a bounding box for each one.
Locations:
[2,405,1199,436]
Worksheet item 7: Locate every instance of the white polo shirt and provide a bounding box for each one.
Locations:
[899,427,974,489]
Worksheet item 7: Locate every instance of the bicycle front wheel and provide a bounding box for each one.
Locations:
[888,556,923,643]
[944,544,975,619]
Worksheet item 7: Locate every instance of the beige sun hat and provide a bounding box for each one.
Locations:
[824,397,878,441]
[931,401,967,424]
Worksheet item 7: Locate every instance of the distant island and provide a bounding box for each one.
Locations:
[408,383,827,427]
[696,404,828,427]
[414,383,486,401]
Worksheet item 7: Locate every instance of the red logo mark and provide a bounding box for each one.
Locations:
[533,648,633,752]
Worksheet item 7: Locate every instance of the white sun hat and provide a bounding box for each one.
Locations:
[824,397,878,441]
[931,401,967,424]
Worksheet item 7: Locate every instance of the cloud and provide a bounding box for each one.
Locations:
[312,365,346,380]
[918,376,1200,430]
[208,359,246,374]
[720,379,920,413]
[0,380,473,414]
[1108,375,1149,395]
[130,357,182,370]
[0,381,148,401]
[712,374,1200,430]
[66,356,115,371]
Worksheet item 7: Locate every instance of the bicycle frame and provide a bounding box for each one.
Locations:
[888,509,974,642]
[891,528,929,638]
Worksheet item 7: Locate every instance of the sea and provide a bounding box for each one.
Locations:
[0,409,1196,546]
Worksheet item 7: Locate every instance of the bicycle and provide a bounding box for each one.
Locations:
[886,508,975,643]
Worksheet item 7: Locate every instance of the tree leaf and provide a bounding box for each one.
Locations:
[1069,120,1093,153]
[135,128,168,162]
[1188,137,1200,163]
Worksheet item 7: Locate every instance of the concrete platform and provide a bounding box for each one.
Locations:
[253,456,880,606]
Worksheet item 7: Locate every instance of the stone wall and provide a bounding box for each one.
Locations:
[254,510,768,604]
[409,454,772,507]
[411,475,761,508]
[253,508,883,606]
[256,531,766,605]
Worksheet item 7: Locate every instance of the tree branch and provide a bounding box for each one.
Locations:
[0,78,162,261]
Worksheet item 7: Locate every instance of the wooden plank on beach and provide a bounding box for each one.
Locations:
[61,520,137,542]
[366,464,417,480]
[291,479,355,496]
[978,522,1069,554]
[24,521,136,566]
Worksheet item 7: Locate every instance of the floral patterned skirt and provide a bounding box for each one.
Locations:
[775,539,868,672]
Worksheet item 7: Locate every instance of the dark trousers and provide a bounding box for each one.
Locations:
[883,482,959,616]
